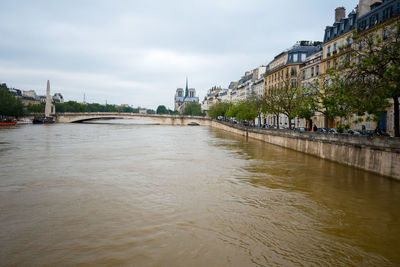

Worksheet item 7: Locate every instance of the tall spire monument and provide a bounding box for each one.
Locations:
[45,80,53,117]
[185,76,189,98]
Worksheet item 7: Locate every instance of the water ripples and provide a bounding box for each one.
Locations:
[0,123,399,266]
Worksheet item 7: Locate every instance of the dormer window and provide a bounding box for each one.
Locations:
[327,30,331,38]
[350,18,353,26]
[341,23,344,31]
[334,27,338,35]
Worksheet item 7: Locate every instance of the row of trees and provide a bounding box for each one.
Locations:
[54,101,147,113]
[209,21,400,137]
[156,103,205,116]
[0,87,25,118]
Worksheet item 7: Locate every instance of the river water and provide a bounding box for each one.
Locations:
[1,121,400,266]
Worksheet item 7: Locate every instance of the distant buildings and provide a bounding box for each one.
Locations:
[1,81,64,106]
[174,78,199,114]
[201,86,229,112]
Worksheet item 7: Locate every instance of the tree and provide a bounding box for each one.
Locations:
[156,105,169,114]
[183,103,203,116]
[248,93,264,127]
[225,103,239,118]
[0,87,25,118]
[27,103,45,113]
[235,100,258,122]
[296,79,320,129]
[208,102,231,119]
[262,86,283,129]
[273,75,303,129]
[225,101,257,122]
[332,21,400,136]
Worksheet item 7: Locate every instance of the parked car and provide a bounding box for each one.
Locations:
[348,130,361,135]
[317,128,327,133]
[328,128,338,134]
[296,127,306,132]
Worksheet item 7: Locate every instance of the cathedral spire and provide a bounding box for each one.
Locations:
[185,76,188,98]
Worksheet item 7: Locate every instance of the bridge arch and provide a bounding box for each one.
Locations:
[55,112,211,126]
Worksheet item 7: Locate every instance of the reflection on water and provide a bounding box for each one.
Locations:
[84,118,160,125]
[0,123,399,266]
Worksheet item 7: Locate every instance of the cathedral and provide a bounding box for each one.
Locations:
[174,78,199,114]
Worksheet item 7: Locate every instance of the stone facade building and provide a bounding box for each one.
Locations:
[264,42,321,128]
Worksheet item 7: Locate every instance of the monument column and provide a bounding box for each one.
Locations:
[45,80,52,117]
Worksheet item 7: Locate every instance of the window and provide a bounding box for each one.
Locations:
[311,67,315,77]
[293,54,298,62]
[327,45,331,53]
[390,113,394,131]
[372,33,377,44]
[327,61,331,69]
[350,18,353,26]
[333,43,337,51]
[301,53,306,61]
[334,27,338,35]
[341,23,344,31]
[384,27,390,40]
[291,66,297,76]
[316,65,320,75]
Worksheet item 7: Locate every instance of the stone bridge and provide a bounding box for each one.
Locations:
[55,112,211,126]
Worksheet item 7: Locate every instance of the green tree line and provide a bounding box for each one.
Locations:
[0,87,25,118]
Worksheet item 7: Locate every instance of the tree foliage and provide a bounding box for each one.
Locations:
[54,101,139,113]
[156,105,169,114]
[27,103,45,113]
[325,21,400,136]
[183,103,204,116]
[208,102,231,119]
[0,87,25,118]
[226,100,258,122]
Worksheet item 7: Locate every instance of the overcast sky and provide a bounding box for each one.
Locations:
[1,0,357,109]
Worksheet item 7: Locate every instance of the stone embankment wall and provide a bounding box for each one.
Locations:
[211,121,400,181]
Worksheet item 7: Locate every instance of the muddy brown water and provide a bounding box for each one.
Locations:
[1,121,399,266]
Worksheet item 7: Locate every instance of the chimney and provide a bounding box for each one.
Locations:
[335,7,346,22]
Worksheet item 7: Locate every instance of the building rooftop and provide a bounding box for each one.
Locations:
[357,0,400,33]
[324,10,357,43]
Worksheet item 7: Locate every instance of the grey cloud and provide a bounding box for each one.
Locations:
[1,0,357,109]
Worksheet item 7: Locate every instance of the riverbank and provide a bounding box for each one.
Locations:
[210,120,400,181]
